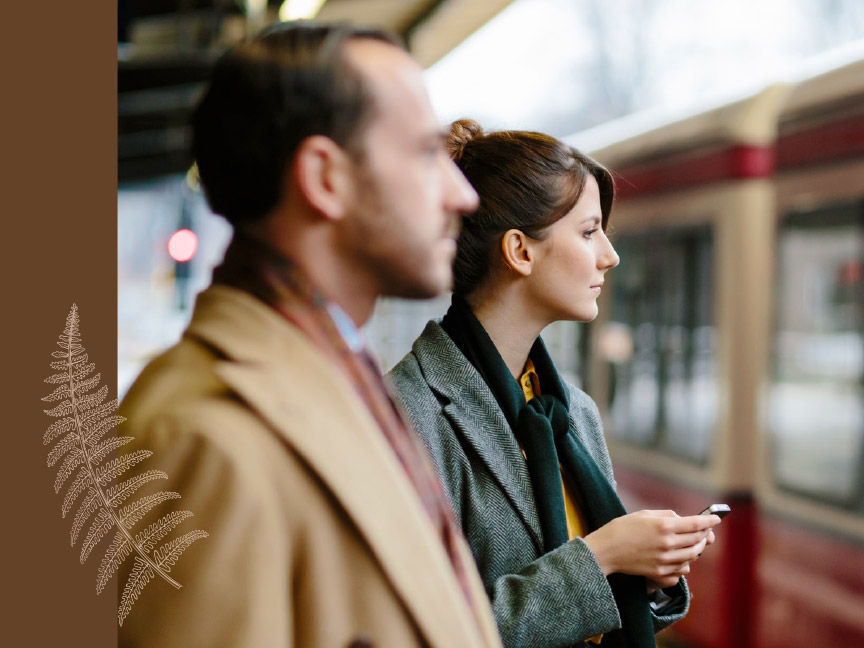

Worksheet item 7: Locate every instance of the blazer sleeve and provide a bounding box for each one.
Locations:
[391,357,689,645]
[567,384,691,632]
[390,357,621,646]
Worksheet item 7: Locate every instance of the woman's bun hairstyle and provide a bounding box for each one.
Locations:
[446,118,484,164]
[446,119,616,297]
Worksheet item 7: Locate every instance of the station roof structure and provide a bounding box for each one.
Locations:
[119,0,515,181]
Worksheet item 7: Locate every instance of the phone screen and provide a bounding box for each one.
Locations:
[699,504,731,518]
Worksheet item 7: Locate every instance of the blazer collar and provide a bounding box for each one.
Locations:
[184,286,498,648]
[411,320,544,552]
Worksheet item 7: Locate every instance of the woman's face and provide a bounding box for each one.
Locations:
[525,175,619,323]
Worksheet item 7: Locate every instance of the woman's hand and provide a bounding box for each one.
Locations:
[583,510,720,588]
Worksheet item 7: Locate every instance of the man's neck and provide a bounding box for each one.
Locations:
[242,223,378,329]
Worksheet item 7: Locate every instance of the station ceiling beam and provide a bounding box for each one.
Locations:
[118,0,515,182]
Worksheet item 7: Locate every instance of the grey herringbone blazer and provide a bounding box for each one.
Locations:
[387,320,689,648]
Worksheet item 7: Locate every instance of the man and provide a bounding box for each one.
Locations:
[118,21,501,648]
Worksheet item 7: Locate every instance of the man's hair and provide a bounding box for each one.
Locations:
[192,21,403,226]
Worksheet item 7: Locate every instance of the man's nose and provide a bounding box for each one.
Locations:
[445,159,479,214]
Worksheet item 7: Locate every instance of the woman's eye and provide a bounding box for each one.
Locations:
[583,228,598,238]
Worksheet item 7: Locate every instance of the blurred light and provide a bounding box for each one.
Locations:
[245,0,267,18]
[185,164,201,192]
[838,261,862,285]
[246,0,267,32]
[598,322,634,363]
[279,0,326,21]
[168,229,198,263]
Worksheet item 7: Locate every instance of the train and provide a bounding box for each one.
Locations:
[573,54,864,647]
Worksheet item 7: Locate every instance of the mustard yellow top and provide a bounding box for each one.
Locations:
[520,360,603,644]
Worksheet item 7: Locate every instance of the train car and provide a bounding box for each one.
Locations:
[581,57,864,647]
[755,57,864,648]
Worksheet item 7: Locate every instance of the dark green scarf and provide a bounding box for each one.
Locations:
[441,294,656,648]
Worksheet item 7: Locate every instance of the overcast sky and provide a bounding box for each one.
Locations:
[425,0,864,139]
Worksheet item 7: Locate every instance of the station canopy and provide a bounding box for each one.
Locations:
[119,0,515,181]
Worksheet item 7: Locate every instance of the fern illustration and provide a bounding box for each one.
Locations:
[43,304,208,626]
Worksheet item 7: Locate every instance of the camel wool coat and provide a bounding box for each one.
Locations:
[117,285,503,648]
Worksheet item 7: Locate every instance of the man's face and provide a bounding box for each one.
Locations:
[338,39,479,300]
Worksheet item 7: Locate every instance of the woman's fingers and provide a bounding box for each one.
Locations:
[659,513,722,533]
[647,557,695,583]
[658,537,708,566]
[648,559,692,588]
[658,528,712,551]
[650,574,682,590]
[585,510,720,579]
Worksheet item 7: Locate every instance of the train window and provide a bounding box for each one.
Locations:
[604,228,717,463]
[542,320,587,390]
[769,201,864,510]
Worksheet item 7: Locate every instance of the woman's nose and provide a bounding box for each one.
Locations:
[600,236,620,270]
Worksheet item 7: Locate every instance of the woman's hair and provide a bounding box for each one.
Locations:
[447,118,615,297]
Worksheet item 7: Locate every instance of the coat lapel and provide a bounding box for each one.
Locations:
[186,287,498,648]
[412,322,544,553]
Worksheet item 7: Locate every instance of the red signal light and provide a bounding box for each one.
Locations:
[168,229,198,262]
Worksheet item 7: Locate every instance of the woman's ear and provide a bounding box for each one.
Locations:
[291,135,355,221]
[500,228,534,276]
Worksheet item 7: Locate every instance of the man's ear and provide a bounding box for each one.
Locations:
[292,135,355,221]
[500,228,534,277]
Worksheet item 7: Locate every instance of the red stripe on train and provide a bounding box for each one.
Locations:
[614,146,774,198]
[776,114,864,170]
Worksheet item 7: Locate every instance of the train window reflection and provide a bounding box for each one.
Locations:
[542,320,586,390]
[605,228,717,463]
[769,203,864,509]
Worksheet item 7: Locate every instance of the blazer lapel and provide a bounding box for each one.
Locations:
[412,322,544,553]
[187,287,496,648]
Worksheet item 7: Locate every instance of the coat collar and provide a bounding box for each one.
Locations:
[185,286,500,648]
[410,320,544,553]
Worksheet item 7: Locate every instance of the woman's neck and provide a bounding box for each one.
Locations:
[466,285,550,380]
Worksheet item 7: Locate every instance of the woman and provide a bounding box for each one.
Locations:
[388,120,720,648]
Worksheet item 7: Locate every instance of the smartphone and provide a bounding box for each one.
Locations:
[699,503,731,519]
